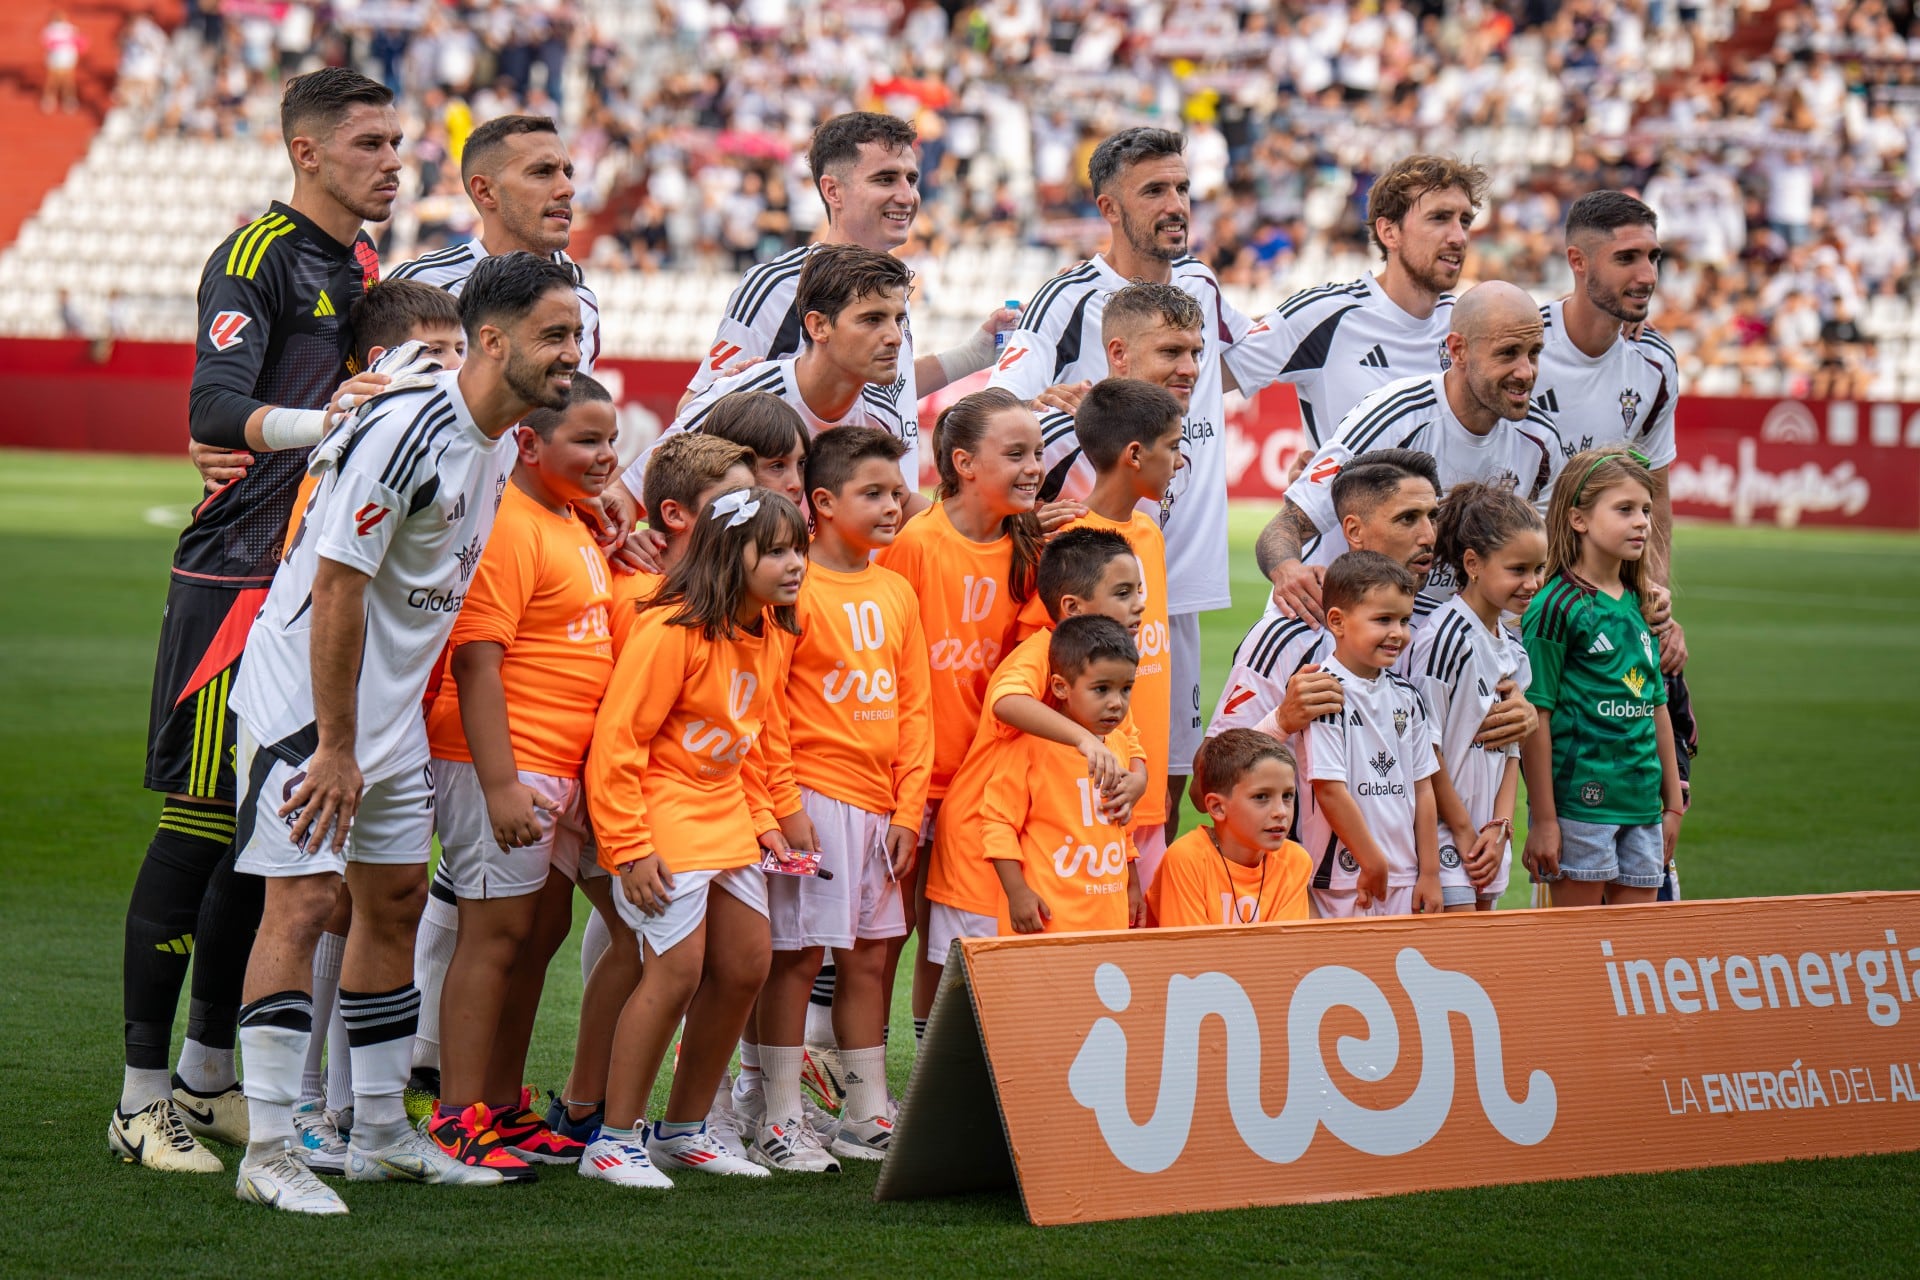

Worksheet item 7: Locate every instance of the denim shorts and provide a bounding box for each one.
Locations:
[1548,818,1664,888]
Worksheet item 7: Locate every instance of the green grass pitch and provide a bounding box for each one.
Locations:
[1,449,1917,1277]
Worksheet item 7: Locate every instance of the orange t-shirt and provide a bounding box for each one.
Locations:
[930,628,1145,916]
[873,501,1025,799]
[425,483,614,776]
[1145,826,1311,927]
[605,567,661,657]
[772,560,934,822]
[981,730,1137,936]
[1010,508,1170,825]
[587,607,790,873]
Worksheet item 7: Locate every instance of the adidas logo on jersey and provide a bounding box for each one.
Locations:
[313,290,336,318]
[1588,634,1615,655]
[1359,344,1391,368]
[1536,389,1559,414]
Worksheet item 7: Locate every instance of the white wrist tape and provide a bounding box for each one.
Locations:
[261,407,328,451]
[936,327,998,383]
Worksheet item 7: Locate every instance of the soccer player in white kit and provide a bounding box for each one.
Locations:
[990,126,1253,828]
[1258,281,1566,629]
[226,253,583,1215]
[1532,190,1688,674]
[1225,155,1488,449]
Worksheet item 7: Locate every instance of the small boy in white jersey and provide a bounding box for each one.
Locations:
[1296,551,1441,917]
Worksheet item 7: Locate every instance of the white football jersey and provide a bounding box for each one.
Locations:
[1401,594,1529,869]
[989,253,1252,615]
[624,356,910,496]
[388,239,601,374]
[1207,611,1333,740]
[686,242,920,463]
[1296,655,1438,889]
[1532,300,1680,469]
[230,372,515,784]
[1285,372,1565,622]
[1223,273,1454,446]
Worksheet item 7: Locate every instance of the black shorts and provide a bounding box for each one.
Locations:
[145,577,269,801]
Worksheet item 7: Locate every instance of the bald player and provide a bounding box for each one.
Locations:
[1259,281,1566,628]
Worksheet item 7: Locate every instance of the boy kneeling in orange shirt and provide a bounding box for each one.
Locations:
[1149,729,1311,927]
[983,616,1146,935]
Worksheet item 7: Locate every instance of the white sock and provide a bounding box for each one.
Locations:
[324,999,352,1113]
[411,893,458,1072]
[301,931,345,1105]
[580,908,612,987]
[761,1044,805,1126]
[804,965,837,1046]
[840,1046,888,1122]
[342,984,421,1148]
[120,1066,172,1114]
[238,992,312,1159]
[736,1040,762,1088]
[176,1036,236,1094]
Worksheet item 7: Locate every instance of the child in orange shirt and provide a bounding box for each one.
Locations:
[1024,376,1186,882]
[581,488,809,1190]
[984,616,1147,936]
[553,430,756,1146]
[1149,730,1312,927]
[917,530,1149,1026]
[420,374,619,1178]
[743,427,932,1171]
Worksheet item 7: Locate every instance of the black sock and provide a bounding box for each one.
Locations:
[810,963,837,1008]
[184,847,264,1050]
[122,800,233,1069]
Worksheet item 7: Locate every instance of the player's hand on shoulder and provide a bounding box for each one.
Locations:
[1656,618,1687,674]
[326,371,392,427]
[720,354,764,379]
[1474,679,1536,750]
[485,780,557,850]
[1268,559,1327,625]
[1641,582,1673,629]
[573,494,630,551]
[1279,664,1343,734]
[188,438,252,491]
[1032,380,1091,417]
[1077,736,1125,799]
[1035,498,1087,535]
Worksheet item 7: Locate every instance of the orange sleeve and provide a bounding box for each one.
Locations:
[605,569,661,658]
[977,738,1032,868]
[890,597,935,822]
[587,615,689,869]
[1011,589,1050,642]
[1268,841,1313,921]
[983,631,1051,740]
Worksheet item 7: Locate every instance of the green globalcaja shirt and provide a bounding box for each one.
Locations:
[1521,573,1667,826]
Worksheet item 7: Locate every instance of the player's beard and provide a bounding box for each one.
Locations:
[502,189,571,255]
[505,347,573,411]
[1401,249,1458,298]
[322,167,396,225]
[1119,206,1184,264]
[1467,364,1534,422]
[1588,274,1652,323]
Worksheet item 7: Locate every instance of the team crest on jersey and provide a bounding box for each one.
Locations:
[1621,666,1647,698]
[1338,849,1360,874]
[1369,750,1396,778]
[1619,388,1642,432]
[1438,339,1453,371]
[1579,781,1606,806]
[1439,843,1461,869]
[494,476,508,511]
[1393,707,1409,737]
[354,239,381,289]
[208,310,252,350]
[455,537,483,581]
[1640,631,1657,667]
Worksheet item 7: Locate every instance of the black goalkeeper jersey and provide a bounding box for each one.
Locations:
[173,201,379,589]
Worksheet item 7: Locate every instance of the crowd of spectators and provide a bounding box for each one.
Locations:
[89,0,1920,397]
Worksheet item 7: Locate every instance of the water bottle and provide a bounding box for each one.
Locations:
[995,299,1021,351]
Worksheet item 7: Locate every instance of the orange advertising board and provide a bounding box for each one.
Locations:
[888,893,1920,1225]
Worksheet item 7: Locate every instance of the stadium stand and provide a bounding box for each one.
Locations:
[2,0,1917,401]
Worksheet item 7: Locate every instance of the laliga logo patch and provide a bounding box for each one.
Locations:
[208,310,252,351]
[1067,951,1556,1173]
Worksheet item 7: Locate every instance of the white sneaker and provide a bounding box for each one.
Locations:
[647,1125,770,1177]
[579,1135,673,1189]
[829,1112,895,1163]
[748,1116,841,1173]
[172,1075,249,1146]
[804,1096,841,1145]
[109,1098,223,1174]
[235,1145,349,1215]
[706,1088,747,1159]
[801,1043,847,1114]
[292,1099,347,1176]
[730,1077,765,1128]
[346,1127,505,1185]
